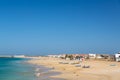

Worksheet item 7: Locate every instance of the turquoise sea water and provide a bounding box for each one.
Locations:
[0,58,36,80]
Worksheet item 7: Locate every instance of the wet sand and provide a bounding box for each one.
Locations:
[32,64,64,80]
[28,57,120,80]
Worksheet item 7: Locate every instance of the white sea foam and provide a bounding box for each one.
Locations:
[35,73,41,77]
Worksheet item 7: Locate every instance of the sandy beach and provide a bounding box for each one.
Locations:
[28,57,120,80]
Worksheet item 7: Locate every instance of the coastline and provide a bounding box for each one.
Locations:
[27,58,65,80]
[28,57,120,80]
[0,57,37,80]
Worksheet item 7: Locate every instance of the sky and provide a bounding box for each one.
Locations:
[0,0,120,55]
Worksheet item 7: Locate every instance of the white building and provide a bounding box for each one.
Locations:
[48,54,66,58]
[96,54,103,59]
[48,55,58,58]
[115,52,120,62]
[89,54,96,59]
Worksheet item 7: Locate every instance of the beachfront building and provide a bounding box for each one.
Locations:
[72,54,82,60]
[115,52,120,62]
[107,55,115,61]
[65,54,74,60]
[96,54,108,59]
[96,54,103,59]
[48,54,66,58]
[48,55,58,58]
[94,54,115,61]
[59,54,66,59]
[89,54,96,59]
[72,54,89,61]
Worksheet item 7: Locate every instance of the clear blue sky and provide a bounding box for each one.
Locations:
[0,0,120,55]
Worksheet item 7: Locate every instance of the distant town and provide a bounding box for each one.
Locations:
[0,52,120,62]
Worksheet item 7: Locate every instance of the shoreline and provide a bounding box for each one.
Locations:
[27,58,65,80]
[28,57,120,80]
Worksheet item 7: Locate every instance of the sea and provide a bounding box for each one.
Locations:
[0,58,37,80]
[0,57,64,80]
